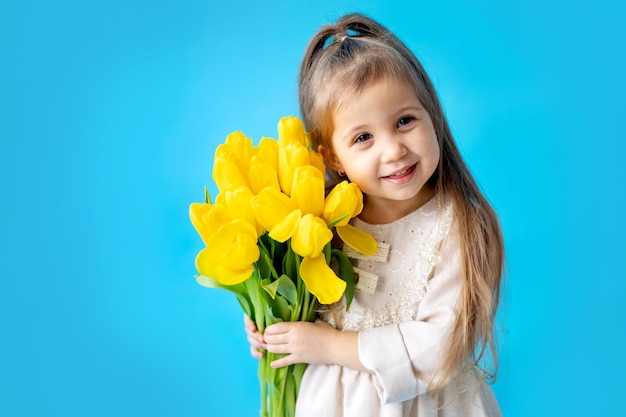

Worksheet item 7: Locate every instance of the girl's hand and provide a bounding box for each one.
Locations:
[263,319,334,368]
[244,314,266,359]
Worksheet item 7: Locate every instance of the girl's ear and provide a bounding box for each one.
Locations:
[318,145,344,173]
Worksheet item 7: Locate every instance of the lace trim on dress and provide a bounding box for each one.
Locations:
[323,199,454,331]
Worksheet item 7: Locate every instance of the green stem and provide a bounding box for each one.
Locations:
[301,287,310,322]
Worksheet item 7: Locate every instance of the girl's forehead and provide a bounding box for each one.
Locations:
[332,75,418,112]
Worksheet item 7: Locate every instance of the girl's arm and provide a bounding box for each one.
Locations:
[262,318,368,372]
[244,315,366,371]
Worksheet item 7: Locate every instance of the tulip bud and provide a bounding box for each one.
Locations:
[189,202,231,245]
[291,165,325,217]
[291,214,333,258]
[278,116,306,147]
[322,181,364,227]
[256,137,279,171]
[278,142,310,195]
[217,186,263,237]
[248,155,280,195]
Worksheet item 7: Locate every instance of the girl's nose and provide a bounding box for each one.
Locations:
[380,135,407,163]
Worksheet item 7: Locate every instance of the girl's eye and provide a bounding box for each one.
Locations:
[354,133,372,143]
[397,116,415,127]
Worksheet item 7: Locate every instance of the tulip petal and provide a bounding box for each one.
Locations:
[291,214,333,258]
[196,219,260,285]
[257,137,279,171]
[213,156,249,192]
[269,209,302,243]
[308,150,326,178]
[278,142,311,195]
[189,202,231,245]
[196,248,255,286]
[278,116,306,147]
[189,202,213,243]
[218,186,263,237]
[248,156,280,194]
[300,254,346,305]
[291,166,325,216]
[251,188,297,232]
[225,131,254,172]
[336,224,378,256]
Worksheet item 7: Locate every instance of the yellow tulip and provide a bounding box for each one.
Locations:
[291,165,325,216]
[216,186,264,237]
[336,224,378,256]
[250,187,297,232]
[189,202,231,245]
[257,137,279,171]
[248,155,280,195]
[213,150,250,191]
[195,219,260,285]
[299,254,347,304]
[225,131,254,172]
[322,180,364,227]
[278,141,311,195]
[278,116,306,147]
[291,214,333,258]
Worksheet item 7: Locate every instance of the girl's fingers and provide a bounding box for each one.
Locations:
[265,341,290,355]
[247,333,266,349]
[244,314,256,331]
[250,346,264,359]
[270,355,294,368]
[263,321,291,335]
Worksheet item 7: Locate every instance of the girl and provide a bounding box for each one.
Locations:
[245,12,504,417]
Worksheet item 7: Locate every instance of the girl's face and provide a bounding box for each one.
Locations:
[326,77,440,223]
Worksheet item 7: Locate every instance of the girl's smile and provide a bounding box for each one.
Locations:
[383,163,416,183]
[326,77,440,223]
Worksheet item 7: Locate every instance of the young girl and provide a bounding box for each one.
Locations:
[245,12,504,417]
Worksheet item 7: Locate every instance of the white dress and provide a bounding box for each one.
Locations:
[295,196,502,417]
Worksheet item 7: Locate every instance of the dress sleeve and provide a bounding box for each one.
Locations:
[357,227,462,404]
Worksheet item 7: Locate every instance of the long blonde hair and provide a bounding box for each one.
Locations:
[298,13,505,389]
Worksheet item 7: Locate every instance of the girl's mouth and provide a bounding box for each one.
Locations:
[384,164,416,180]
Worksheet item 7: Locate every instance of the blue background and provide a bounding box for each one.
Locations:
[2,0,624,416]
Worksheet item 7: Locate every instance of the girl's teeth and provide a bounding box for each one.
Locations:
[389,168,409,177]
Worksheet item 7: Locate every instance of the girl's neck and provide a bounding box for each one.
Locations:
[358,185,437,224]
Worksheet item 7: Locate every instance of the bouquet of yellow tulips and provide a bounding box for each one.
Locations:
[189,116,376,417]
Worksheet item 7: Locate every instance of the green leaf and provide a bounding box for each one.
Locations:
[282,242,299,279]
[256,249,277,280]
[331,249,355,311]
[272,294,292,321]
[233,293,253,318]
[323,241,331,264]
[204,186,212,204]
[275,274,298,306]
[263,301,282,326]
[260,278,280,299]
[326,213,349,229]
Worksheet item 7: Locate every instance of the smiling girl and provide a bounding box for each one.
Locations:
[245,13,505,417]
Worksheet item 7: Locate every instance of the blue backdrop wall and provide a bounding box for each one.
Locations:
[2,0,625,416]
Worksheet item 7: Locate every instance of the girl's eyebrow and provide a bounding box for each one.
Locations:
[396,104,423,114]
[338,123,369,140]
